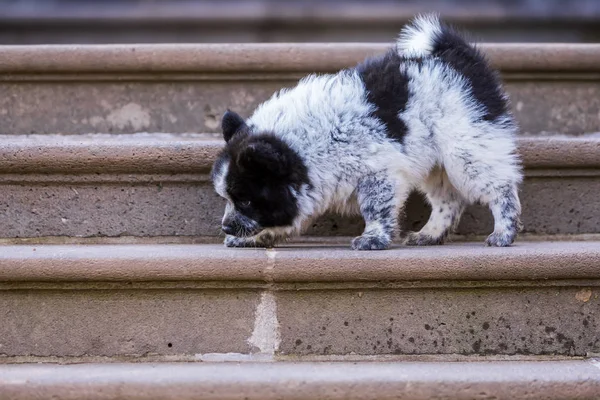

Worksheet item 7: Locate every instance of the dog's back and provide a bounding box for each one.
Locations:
[397,14,509,123]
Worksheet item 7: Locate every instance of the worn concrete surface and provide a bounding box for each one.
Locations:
[315,175,600,237]
[0,242,599,357]
[0,44,599,135]
[0,133,221,174]
[2,176,598,238]
[508,81,600,135]
[2,284,598,357]
[0,289,259,357]
[2,44,599,74]
[0,134,598,238]
[1,135,598,173]
[1,79,599,135]
[277,287,600,356]
[1,361,600,399]
[0,80,286,136]
[1,242,600,283]
[0,181,224,237]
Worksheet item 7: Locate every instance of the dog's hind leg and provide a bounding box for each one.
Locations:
[441,130,522,247]
[405,166,466,246]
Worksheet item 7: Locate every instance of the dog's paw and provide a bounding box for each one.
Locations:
[224,235,260,248]
[224,234,277,248]
[351,235,390,250]
[404,232,445,246]
[485,230,516,247]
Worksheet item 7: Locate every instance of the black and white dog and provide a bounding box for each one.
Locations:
[212,14,522,250]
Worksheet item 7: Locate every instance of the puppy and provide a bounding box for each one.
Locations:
[211,14,522,250]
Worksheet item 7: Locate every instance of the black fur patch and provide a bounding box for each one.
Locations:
[219,133,310,229]
[356,50,410,144]
[429,24,508,122]
[222,110,249,142]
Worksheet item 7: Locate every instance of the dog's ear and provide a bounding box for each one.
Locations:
[222,110,248,142]
[236,138,290,178]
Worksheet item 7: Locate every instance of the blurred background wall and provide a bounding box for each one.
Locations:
[1,0,599,44]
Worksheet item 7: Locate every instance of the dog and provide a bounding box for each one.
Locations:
[211,14,522,250]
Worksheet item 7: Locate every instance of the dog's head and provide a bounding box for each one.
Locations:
[211,110,309,238]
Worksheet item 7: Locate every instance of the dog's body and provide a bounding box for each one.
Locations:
[212,15,522,250]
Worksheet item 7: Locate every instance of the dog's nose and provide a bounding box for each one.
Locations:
[222,225,235,235]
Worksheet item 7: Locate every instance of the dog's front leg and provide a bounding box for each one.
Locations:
[351,172,407,250]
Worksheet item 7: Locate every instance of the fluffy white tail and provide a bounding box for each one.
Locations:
[396,14,443,58]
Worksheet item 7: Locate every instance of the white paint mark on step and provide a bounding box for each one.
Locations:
[265,248,277,261]
[248,291,280,356]
[263,248,277,282]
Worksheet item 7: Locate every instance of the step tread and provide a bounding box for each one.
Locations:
[1,133,599,174]
[2,241,599,282]
[1,43,600,74]
[1,360,599,400]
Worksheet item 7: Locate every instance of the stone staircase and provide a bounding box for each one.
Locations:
[0,43,600,399]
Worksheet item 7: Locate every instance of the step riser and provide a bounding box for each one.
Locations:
[277,286,599,357]
[1,168,597,238]
[1,284,598,358]
[1,44,600,136]
[3,77,599,136]
[4,24,600,46]
[0,287,257,358]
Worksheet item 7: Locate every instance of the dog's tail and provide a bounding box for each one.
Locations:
[396,14,473,60]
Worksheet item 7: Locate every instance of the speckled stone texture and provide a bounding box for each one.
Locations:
[276,287,599,356]
[0,181,224,237]
[0,134,598,238]
[0,242,599,358]
[0,45,598,238]
[0,289,259,357]
[1,79,599,136]
[0,44,599,135]
[1,175,598,238]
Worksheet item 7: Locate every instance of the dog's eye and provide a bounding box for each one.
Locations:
[239,200,252,208]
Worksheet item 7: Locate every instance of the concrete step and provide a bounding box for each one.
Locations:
[1,133,598,238]
[2,0,600,44]
[0,44,599,135]
[0,241,599,359]
[1,361,600,399]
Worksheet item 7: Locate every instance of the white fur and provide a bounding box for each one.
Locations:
[213,160,229,199]
[397,13,443,58]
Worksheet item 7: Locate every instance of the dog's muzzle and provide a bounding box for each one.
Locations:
[222,210,261,237]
